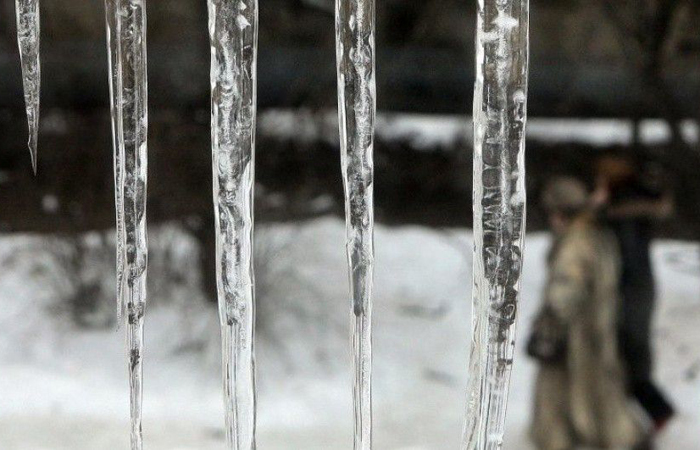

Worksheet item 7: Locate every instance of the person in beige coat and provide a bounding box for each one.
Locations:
[530,178,647,450]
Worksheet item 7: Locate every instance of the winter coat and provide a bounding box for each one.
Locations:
[530,216,645,450]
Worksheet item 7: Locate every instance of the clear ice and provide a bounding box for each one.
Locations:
[208,0,258,448]
[335,0,376,448]
[15,0,41,174]
[105,1,149,448]
[104,0,126,325]
[462,0,529,448]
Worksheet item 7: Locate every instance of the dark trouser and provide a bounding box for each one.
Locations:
[619,286,654,385]
[618,286,674,423]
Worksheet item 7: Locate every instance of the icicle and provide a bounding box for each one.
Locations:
[14,0,40,174]
[462,0,529,448]
[105,1,149,448]
[207,0,258,448]
[335,0,376,448]
[104,0,126,326]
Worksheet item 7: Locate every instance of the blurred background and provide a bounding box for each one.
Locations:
[0,0,699,448]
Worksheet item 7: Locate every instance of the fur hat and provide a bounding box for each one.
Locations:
[542,177,589,214]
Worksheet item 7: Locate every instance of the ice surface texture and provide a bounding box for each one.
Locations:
[335,0,376,448]
[208,0,259,448]
[104,0,125,327]
[462,0,529,448]
[15,0,40,173]
[104,1,149,449]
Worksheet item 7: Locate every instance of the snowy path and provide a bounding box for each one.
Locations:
[0,218,698,449]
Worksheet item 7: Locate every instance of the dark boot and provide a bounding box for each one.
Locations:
[632,381,675,430]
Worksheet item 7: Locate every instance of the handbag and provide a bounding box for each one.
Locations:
[526,305,567,364]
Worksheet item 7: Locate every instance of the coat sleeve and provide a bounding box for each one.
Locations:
[545,234,591,323]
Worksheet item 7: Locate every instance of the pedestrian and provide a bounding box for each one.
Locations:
[593,153,675,430]
[528,177,646,450]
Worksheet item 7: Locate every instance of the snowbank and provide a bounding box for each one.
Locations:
[258,109,700,150]
[0,218,697,449]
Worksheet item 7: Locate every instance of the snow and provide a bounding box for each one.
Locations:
[257,109,700,150]
[0,218,698,449]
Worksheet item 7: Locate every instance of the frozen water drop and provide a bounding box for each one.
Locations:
[104,0,149,448]
[493,11,519,30]
[41,194,58,213]
[513,89,526,103]
[236,15,251,29]
[14,0,41,174]
[208,0,258,448]
[462,0,529,449]
[336,0,376,448]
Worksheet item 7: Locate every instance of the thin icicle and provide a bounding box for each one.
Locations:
[104,0,126,325]
[207,0,258,448]
[14,0,40,174]
[462,0,529,448]
[335,0,376,448]
[106,1,149,448]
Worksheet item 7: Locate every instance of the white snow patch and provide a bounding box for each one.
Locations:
[41,195,59,214]
[0,219,697,449]
[257,109,699,150]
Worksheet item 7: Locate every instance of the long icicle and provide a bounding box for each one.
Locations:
[105,0,126,326]
[207,0,258,448]
[106,1,149,448]
[462,0,529,448]
[335,0,376,447]
[14,0,40,174]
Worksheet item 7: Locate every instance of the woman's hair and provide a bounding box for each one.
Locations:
[595,153,639,188]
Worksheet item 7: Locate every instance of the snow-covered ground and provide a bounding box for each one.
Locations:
[257,109,700,150]
[0,218,698,449]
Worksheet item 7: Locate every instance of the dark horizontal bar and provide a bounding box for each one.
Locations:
[0,43,698,117]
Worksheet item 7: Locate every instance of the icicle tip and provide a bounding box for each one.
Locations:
[29,143,38,175]
[27,119,38,175]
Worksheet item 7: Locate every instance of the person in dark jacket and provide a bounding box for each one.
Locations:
[592,153,675,430]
